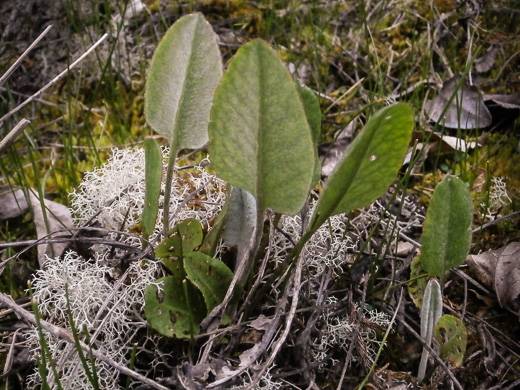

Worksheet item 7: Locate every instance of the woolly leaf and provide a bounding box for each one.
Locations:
[141,139,162,239]
[145,13,222,148]
[421,175,472,277]
[223,187,257,250]
[298,84,322,186]
[307,104,414,233]
[209,39,315,215]
[418,278,443,381]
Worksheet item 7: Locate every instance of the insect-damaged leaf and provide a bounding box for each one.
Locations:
[141,139,162,238]
[145,13,222,148]
[421,175,472,278]
[209,39,315,215]
[155,218,203,275]
[307,104,414,233]
[408,256,429,308]
[183,252,234,313]
[144,275,206,338]
[434,314,468,367]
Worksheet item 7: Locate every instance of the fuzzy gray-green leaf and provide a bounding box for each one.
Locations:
[145,13,222,148]
[308,104,414,233]
[298,84,322,186]
[209,39,315,215]
[421,175,472,277]
[141,139,162,238]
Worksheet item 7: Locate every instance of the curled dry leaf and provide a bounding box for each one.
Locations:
[423,74,492,129]
[320,120,357,177]
[467,242,520,314]
[0,187,73,267]
[484,92,520,110]
[474,44,499,74]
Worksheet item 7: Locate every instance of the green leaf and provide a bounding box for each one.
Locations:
[407,256,428,308]
[434,314,467,367]
[141,139,163,239]
[420,175,472,278]
[156,219,203,275]
[144,275,206,338]
[145,13,223,148]
[298,84,322,186]
[209,39,315,215]
[199,198,229,258]
[307,104,414,233]
[418,278,443,381]
[183,252,234,313]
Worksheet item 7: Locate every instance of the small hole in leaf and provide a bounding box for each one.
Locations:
[370,155,377,161]
[156,290,164,302]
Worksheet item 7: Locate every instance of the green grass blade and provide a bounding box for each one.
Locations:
[209,39,315,215]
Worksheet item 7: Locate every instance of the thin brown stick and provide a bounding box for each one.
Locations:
[397,314,463,390]
[0,25,53,87]
[0,292,169,390]
[0,33,108,125]
[0,118,31,153]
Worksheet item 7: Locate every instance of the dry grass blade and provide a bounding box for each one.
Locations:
[0,33,108,125]
[0,118,30,153]
[0,25,53,87]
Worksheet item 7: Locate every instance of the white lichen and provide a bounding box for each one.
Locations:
[26,251,161,389]
[70,147,226,245]
[311,298,391,371]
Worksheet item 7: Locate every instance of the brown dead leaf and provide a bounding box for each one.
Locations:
[467,242,520,314]
[484,92,520,110]
[475,44,499,74]
[0,187,73,267]
[423,74,492,129]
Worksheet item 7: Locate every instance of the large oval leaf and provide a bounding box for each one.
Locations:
[308,104,414,233]
[421,175,472,277]
[145,13,223,148]
[209,39,315,215]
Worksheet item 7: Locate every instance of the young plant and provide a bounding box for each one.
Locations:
[409,174,472,381]
[143,13,415,338]
[144,12,223,236]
